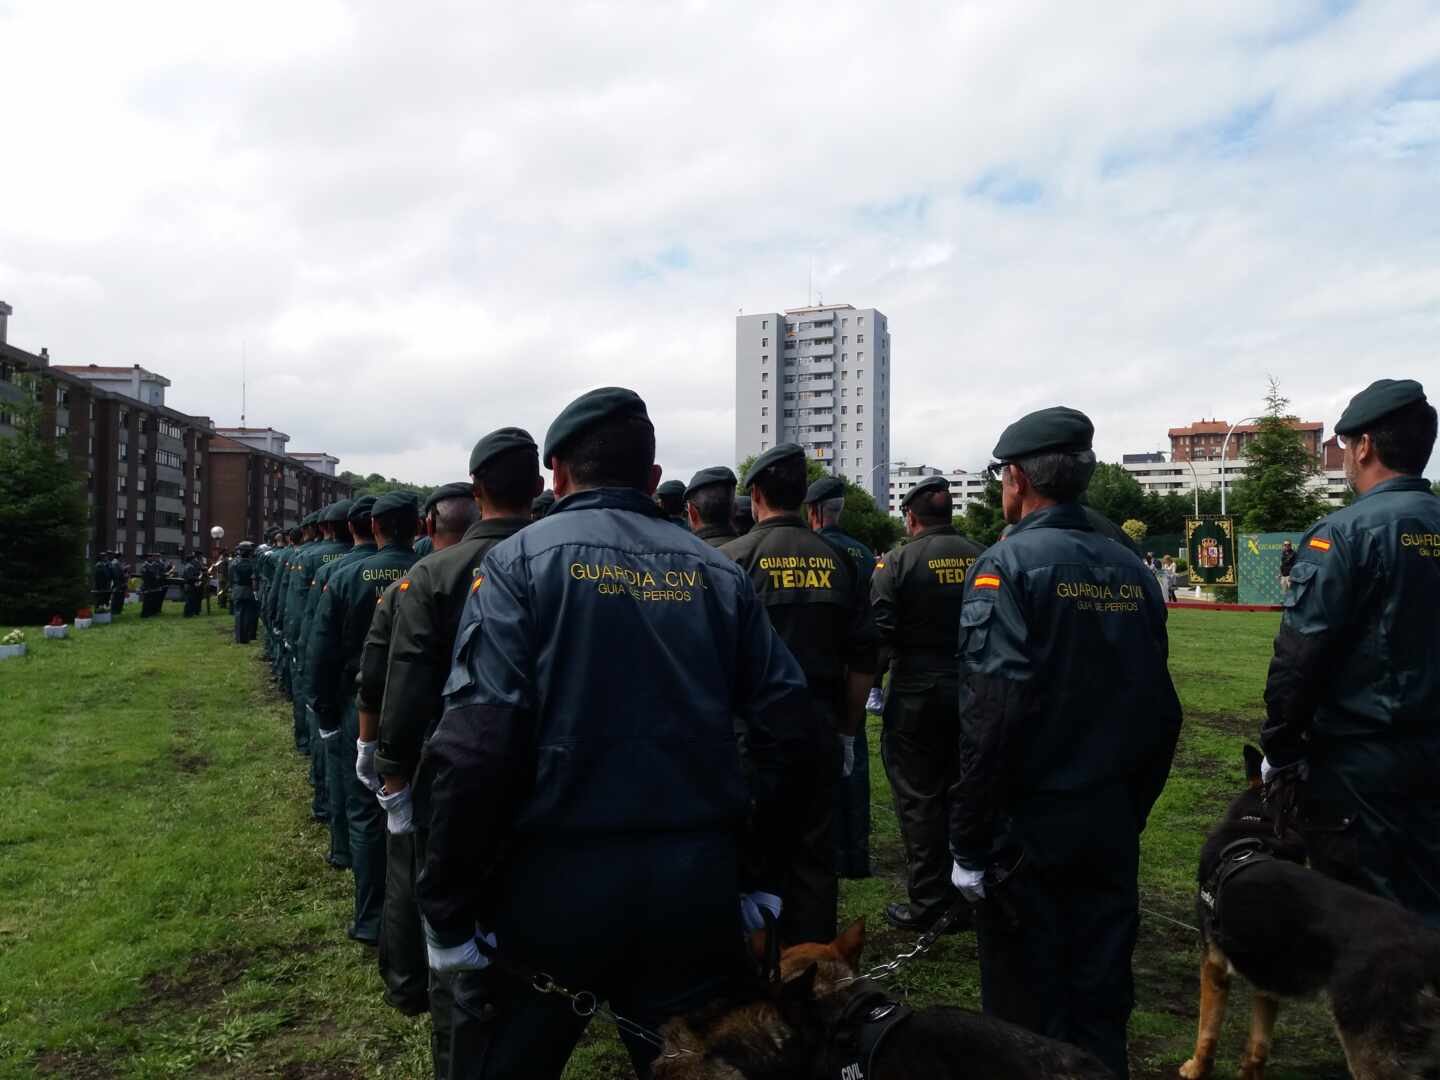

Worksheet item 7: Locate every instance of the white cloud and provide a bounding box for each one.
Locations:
[1,0,1437,485]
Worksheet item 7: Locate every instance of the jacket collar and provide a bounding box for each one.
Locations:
[460,516,530,543]
[751,512,809,533]
[695,523,738,543]
[1006,502,1091,538]
[912,524,957,540]
[1355,475,1432,503]
[550,488,664,517]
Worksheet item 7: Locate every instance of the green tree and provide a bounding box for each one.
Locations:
[0,402,89,624]
[1085,462,1147,525]
[958,476,1006,547]
[338,470,434,503]
[1122,518,1148,543]
[1233,379,1329,532]
[736,454,901,553]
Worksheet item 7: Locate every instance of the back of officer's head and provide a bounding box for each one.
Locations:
[1010,450,1096,503]
[374,506,419,546]
[562,414,656,491]
[749,456,808,512]
[655,487,685,517]
[432,493,481,539]
[689,483,736,527]
[908,489,953,526]
[1370,399,1437,476]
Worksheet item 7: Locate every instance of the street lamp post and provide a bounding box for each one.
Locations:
[1219,416,1261,516]
[1159,451,1200,517]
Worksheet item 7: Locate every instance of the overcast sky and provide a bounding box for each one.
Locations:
[2,1,1437,486]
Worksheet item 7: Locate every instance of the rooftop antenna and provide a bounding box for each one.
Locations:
[241,341,247,427]
[808,257,813,307]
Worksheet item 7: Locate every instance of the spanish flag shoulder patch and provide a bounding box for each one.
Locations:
[1308,537,1332,552]
[973,573,1002,590]
[875,560,886,570]
[398,580,410,591]
[470,575,485,593]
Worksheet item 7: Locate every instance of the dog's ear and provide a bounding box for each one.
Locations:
[1243,744,1264,786]
[780,963,819,1003]
[834,917,865,968]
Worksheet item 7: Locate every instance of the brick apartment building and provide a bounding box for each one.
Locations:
[1169,418,1324,462]
[208,428,348,545]
[0,301,349,563]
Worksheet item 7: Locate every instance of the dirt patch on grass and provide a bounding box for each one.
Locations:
[116,942,321,1026]
[1187,711,1262,738]
[33,1050,118,1078]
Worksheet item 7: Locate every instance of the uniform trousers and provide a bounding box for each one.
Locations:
[322,715,352,869]
[975,789,1139,1080]
[832,724,870,878]
[111,587,126,614]
[341,701,386,941]
[780,704,841,947]
[448,834,746,1080]
[881,672,962,918]
[379,829,430,1014]
[233,597,258,642]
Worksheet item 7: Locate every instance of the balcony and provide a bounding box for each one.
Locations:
[798,358,834,375]
[154,526,184,546]
[797,377,834,392]
[796,393,834,409]
[800,343,835,358]
[155,495,185,515]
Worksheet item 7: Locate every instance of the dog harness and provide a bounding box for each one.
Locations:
[1198,837,1276,939]
[828,981,914,1080]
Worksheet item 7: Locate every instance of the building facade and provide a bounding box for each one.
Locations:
[1,301,350,563]
[887,461,990,516]
[208,429,349,545]
[736,303,892,505]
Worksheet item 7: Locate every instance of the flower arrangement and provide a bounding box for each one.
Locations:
[77,607,94,619]
[48,615,64,627]
[2,630,24,646]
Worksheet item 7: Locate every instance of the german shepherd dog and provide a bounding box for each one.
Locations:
[655,919,1113,1079]
[1180,745,1440,1080]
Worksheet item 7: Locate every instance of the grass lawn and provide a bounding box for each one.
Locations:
[0,606,1348,1079]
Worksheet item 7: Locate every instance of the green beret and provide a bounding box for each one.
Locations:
[469,427,537,476]
[1334,379,1427,435]
[733,494,752,512]
[347,495,377,523]
[901,474,951,510]
[532,490,556,516]
[805,476,845,504]
[543,387,651,466]
[655,479,686,499]
[424,482,474,514]
[372,490,420,517]
[743,443,805,488]
[322,499,354,524]
[685,466,737,499]
[993,406,1094,460]
[302,512,318,527]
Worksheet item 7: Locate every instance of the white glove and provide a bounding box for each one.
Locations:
[1260,756,1276,783]
[355,739,380,793]
[317,726,339,741]
[739,891,782,934]
[377,784,415,834]
[865,688,884,714]
[840,735,856,778]
[951,862,986,902]
[426,930,496,974]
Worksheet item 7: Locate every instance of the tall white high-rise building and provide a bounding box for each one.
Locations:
[735,304,891,505]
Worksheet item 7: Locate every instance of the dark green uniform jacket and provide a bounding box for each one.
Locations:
[950,502,1181,868]
[872,524,982,682]
[230,556,257,600]
[358,577,405,717]
[412,536,434,559]
[417,487,812,949]
[818,525,876,590]
[721,514,878,704]
[693,523,738,548]
[1261,476,1440,921]
[375,517,528,782]
[271,542,312,639]
[302,542,373,659]
[308,544,418,724]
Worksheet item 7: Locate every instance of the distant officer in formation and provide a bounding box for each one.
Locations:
[312,492,419,944]
[358,480,478,1037]
[417,389,813,1078]
[530,489,555,520]
[722,443,877,946]
[181,553,205,617]
[653,477,690,528]
[804,475,877,882]
[214,546,231,610]
[871,474,983,932]
[411,491,442,558]
[733,493,754,535]
[231,542,259,642]
[109,551,127,614]
[683,466,738,547]
[258,530,287,662]
[379,443,536,1072]
[1262,379,1440,926]
[948,407,1181,1078]
[139,553,168,617]
[92,552,114,613]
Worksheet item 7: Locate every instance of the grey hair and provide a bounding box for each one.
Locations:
[1010,450,1096,502]
[432,493,479,539]
[817,497,845,526]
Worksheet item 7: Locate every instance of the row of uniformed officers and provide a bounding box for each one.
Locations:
[220,376,1438,1080]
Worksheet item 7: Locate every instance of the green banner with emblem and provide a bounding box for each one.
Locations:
[1237,531,1304,606]
[1184,517,1236,585]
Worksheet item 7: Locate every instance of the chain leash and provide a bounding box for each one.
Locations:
[528,971,695,1059]
[834,898,968,988]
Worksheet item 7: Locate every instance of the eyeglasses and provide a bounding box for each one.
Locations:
[1336,433,1361,450]
[985,461,1008,480]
